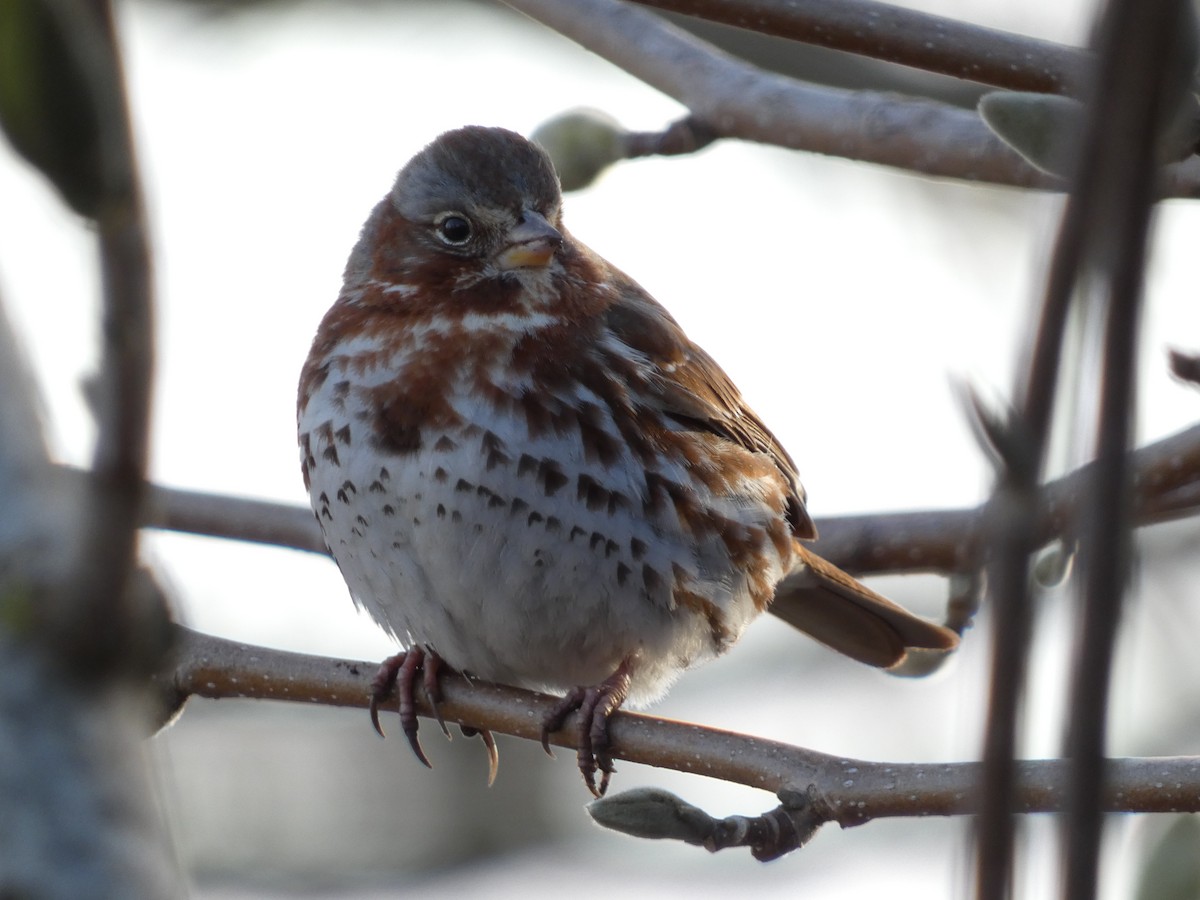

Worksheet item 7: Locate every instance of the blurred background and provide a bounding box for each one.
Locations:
[2,0,1199,896]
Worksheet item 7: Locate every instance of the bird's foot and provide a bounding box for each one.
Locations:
[541,660,633,797]
[368,647,497,782]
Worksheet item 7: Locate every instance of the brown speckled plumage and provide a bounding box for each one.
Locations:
[298,126,957,795]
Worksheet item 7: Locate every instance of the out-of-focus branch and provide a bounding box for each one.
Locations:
[143,479,328,555]
[0,295,174,896]
[0,299,69,599]
[1169,348,1200,387]
[502,0,1200,197]
[633,0,1089,94]
[1055,2,1186,896]
[60,0,155,667]
[0,2,177,893]
[127,421,1200,577]
[161,626,1200,832]
[817,421,1200,574]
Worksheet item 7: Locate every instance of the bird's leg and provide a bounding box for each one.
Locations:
[368,646,496,781]
[541,658,634,797]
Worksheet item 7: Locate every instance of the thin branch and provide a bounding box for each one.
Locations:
[623,116,718,158]
[1169,348,1200,387]
[125,421,1200,576]
[142,478,327,555]
[817,421,1200,574]
[1058,1,1185,895]
[0,6,175,891]
[970,0,1102,878]
[502,0,1200,197]
[975,458,1041,898]
[632,0,1089,94]
[161,626,1200,825]
[48,0,155,670]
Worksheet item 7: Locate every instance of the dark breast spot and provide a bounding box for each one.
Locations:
[374,400,422,455]
[537,459,569,496]
[517,454,538,477]
[616,562,632,586]
[481,430,511,470]
[642,564,664,596]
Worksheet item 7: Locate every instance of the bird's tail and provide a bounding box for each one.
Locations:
[769,544,959,668]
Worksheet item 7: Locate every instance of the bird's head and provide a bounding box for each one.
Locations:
[350,127,567,304]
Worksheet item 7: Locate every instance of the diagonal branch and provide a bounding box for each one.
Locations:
[501,0,1200,196]
[632,0,1089,94]
[816,421,1200,574]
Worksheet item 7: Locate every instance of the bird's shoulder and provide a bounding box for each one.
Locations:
[590,264,815,539]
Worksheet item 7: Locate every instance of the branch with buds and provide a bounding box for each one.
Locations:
[504,0,1200,196]
[159,625,1200,860]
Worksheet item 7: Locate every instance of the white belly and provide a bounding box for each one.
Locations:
[298,349,779,705]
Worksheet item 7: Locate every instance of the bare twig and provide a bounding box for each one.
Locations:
[623,115,718,158]
[43,0,156,672]
[502,0,1200,196]
[125,421,1200,578]
[632,0,1089,94]
[1057,2,1186,896]
[1168,348,1200,387]
[143,478,327,555]
[161,626,1200,828]
[975,441,1041,898]
[0,3,177,893]
[816,422,1200,575]
[971,4,1095,887]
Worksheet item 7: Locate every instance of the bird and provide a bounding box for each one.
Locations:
[297,125,959,797]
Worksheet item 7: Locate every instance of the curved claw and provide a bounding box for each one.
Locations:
[402,718,433,769]
[367,648,499,780]
[542,685,586,758]
[394,648,433,768]
[480,728,499,786]
[461,726,501,785]
[366,647,446,769]
[369,694,386,738]
[369,652,410,739]
[541,661,633,797]
[422,652,451,740]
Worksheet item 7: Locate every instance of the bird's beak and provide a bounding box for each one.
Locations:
[496,210,563,270]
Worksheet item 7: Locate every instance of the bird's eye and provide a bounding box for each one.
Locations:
[436,215,472,245]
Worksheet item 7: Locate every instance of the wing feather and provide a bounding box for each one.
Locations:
[602,286,816,539]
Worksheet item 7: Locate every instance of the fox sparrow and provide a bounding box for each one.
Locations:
[298,126,958,796]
